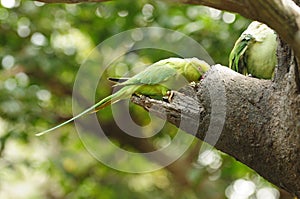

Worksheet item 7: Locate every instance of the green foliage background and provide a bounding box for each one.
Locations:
[0,0,285,198]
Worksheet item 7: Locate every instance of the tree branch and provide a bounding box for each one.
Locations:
[132,65,300,197]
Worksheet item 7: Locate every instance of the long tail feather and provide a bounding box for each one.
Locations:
[36,87,133,136]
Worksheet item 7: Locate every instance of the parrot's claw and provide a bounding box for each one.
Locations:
[163,91,174,103]
[190,81,197,87]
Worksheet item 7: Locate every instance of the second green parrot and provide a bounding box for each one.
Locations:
[229,21,277,79]
[37,57,210,136]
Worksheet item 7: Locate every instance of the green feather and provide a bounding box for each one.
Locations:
[36,86,137,136]
[229,34,253,75]
[116,64,177,86]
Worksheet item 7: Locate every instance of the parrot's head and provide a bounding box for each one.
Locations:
[186,58,210,81]
[243,21,276,42]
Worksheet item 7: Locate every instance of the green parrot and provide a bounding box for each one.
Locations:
[36,57,210,136]
[229,21,277,79]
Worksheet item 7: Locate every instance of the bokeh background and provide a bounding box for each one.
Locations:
[0,0,292,198]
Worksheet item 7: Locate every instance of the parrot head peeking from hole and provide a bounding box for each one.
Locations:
[229,21,277,79]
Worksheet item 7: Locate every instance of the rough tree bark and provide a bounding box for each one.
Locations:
[35,0,300,197]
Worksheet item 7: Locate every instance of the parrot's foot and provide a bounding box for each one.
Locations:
[190,81,197,87]
[163,91,174,103]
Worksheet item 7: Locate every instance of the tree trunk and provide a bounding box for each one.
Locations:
[132,40,300,197]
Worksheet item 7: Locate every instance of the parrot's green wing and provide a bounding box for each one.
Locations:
[229,34,253,75]
[116,63,177,86]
